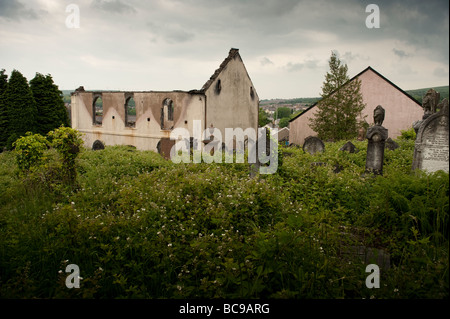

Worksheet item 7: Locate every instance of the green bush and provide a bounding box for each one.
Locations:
[47,126,84,184]
[13,132,49,173]
[399,127,416,140]
[0,137,448,299]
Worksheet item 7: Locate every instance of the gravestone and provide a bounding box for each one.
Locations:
[357,127,366,141]
[303,136,325,155]
[92,140,105,151]
[422,88,440,120]
[347,246,391,270]
[413,89,441,135]
[385,138,399,151]
[340,141,359,153]
[412,98,449,173]
[365,105,388,175]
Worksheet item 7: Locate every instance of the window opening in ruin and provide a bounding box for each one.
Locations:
[250,86,255,100]
[215,79,222,94]
[161,98,174,129]
[125,96,136,127]
[93,95,103,125]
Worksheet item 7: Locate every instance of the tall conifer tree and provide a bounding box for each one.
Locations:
[5,70,37,148]
[30,73,69,135]
[0,69,8,150]
[309,52,366,141]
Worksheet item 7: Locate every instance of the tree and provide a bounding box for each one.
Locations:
[275,107,291,119]
[309,52,366,141]
[30,73,70,135]
[0,69,8,150]
[5,70,38,149]
[278,117,290,128]
[258,107,271,127]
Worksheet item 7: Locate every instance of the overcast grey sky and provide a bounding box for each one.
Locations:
[0,0,448,99]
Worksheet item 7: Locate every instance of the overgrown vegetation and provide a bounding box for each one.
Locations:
[0,136,448,299]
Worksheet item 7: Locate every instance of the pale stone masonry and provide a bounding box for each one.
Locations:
[71,49,259,158]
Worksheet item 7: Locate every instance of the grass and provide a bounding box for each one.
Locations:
[0,138,448,299]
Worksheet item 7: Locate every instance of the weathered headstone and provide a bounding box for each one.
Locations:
[249,128,278,178]
[413,88,441,135]
[365,105,388,175]
[340,141,359,153]
[422,88,440,120]
[92,139,105,151]
[385,138,399,151]
[412,98,449,173]
[347,246,391,270]
[303,136,325,155]
[412,120,422,136]
[357,127,366,141]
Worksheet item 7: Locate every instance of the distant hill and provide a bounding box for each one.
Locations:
[260,97,320,105]
[260,85,449,106]
[405,86,448,105]
[61,90,74,95]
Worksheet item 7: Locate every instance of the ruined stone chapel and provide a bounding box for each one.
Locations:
[70,48,259,158]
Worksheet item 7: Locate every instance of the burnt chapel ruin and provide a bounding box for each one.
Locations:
[70,49,259,158]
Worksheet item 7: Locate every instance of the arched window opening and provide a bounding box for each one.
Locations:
[125,96,136,128]
[93,95,103,125]
[166,98,174,121]
[161,98,174,130]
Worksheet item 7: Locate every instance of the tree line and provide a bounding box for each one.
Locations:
[0,69,69,151]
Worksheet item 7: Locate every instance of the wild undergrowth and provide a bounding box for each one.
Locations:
[0,136,448,299]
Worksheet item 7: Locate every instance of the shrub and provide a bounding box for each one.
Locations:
[13,132,49,173]
[399,127,416,140]
[0,138,448,299]
[47,126,84,184]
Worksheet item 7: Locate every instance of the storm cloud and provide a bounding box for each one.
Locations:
[0,0,448,98]
[0,0,38,20]
[91,0,137,14]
